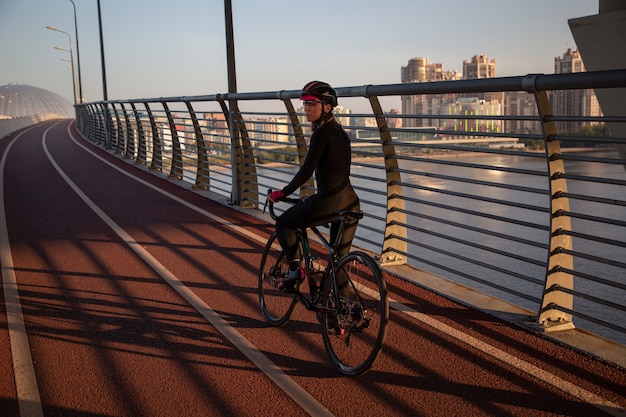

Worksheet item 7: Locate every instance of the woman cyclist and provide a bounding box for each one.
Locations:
[268,81,360,290]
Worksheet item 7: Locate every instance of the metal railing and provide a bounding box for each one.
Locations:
[75,69,626,346]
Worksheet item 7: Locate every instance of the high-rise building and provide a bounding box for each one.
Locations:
[401,56,504,133]
[551,48,602,132]
[463,54,496,79]
[402,57,447,83]
[504,91,538,134]
[554,48,585,73]
[401,58,460,127]
[462,54,502,103]
[386,109,402,129]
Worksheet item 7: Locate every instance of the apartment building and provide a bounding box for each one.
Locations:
[550,48,603,132]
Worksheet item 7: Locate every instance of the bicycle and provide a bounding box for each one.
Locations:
[258,190,389,376]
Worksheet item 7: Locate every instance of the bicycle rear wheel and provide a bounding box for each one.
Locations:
[321,251,388,376]
[259,232,298,326]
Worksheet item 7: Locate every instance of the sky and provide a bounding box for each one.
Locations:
[0,0,600,112]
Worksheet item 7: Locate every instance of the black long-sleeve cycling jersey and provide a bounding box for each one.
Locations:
[282,120,351,197]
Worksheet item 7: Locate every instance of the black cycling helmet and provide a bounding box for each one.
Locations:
[300,81,338,108]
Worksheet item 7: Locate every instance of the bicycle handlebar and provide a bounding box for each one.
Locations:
[263,188,300,220]
[263,189,364,224]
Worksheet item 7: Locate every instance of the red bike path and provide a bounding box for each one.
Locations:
[0,120,624,417]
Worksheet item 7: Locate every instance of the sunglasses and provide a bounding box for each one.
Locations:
[303,100,322,107]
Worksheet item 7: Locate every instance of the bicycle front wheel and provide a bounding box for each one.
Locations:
[321,251,389,376]
[259,232,297,326]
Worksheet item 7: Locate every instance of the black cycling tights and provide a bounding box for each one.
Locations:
[275,187,360,263]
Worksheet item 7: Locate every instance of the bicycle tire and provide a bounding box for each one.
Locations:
[320,251,389,376]
[258,232,298,326]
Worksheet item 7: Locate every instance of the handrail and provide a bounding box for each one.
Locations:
[84,69,626,106]
[75,69,626,348]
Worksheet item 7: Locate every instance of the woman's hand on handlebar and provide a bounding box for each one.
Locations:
[268,189,284,203]
[263,188,299,219]
[264,189,283,220]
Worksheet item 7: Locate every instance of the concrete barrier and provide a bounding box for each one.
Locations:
[0,114,69,141]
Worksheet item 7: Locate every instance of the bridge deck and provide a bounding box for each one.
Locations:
[1,120,624,417]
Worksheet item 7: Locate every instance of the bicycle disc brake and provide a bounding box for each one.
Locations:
[334,299,370,343]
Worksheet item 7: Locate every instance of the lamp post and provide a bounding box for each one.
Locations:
[96,0,108,101]
[53,45,77,105]
[224,0,237,96]
[46,26,78,104]
[68,0,83,103]
[96,0,110,148]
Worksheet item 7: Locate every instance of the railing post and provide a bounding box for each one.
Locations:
[219,97,257,207]
[77,105,85,132]
[97,103,107,146]
[120,103,135,159]
[282,97,315,198]
[236,102,258,208]
[85,105,93,139]
[75,105,84,134]
[111,103,123,155]
[102,103,112,150]
[368,94,408,265]
[113,103,121,154]
[219,97,240,204]
[130,103,147,165]
[144,103,163,172]
[89,104,97,141]
[185,101,210,190]
[161,101,183,180]
[81,104,92,139]
[533,87,575,332]
[93,104,101,144]
[145,103,162,171]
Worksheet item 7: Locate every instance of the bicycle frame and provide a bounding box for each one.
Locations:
[265,193,354,313]
[296,225,341,312]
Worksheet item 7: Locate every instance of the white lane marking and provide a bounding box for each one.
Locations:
[51,125,334,416]
[65,123,626,417]
[384,281,626,417]
[0,125,46,417]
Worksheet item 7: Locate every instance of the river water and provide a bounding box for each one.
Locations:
[257,149,626,344]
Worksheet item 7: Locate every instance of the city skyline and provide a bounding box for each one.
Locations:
[1,0,598,112]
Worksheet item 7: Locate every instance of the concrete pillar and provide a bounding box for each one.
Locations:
[569,1,626,166]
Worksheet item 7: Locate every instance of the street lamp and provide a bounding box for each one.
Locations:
[46,26,78,104]
[53,44,78,105]
[60,58,74,76]
[68,0,83,103]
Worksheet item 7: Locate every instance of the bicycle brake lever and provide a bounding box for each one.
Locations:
[262,188,272,213]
